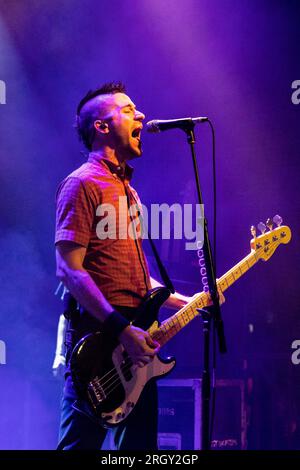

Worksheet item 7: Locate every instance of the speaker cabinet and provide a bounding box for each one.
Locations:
[158,378,247,450]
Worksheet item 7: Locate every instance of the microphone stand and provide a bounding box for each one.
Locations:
[182,121,227,450]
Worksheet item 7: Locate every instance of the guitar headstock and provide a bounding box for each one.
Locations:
[250,215,291,261]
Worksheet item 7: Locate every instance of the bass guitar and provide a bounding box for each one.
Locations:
[70,217,291,426]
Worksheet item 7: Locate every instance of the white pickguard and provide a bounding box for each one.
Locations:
[101,345,175,425]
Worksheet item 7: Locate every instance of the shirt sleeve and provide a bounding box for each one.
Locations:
[55,176,95,247]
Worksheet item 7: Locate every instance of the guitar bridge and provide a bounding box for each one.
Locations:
[88,378,107,407]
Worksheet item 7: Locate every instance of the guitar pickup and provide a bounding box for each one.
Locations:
[88,378,107,406]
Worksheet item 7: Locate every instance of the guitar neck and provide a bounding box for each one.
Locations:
[151,250,259,347]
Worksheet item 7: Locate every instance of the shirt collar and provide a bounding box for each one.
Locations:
[88,153,134,181]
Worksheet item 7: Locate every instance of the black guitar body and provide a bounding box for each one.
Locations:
[70,287,176,426]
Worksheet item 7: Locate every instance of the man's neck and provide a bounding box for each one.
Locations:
[90,146,126,168]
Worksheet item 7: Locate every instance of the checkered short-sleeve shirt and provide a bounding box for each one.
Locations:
[55,154,151,308]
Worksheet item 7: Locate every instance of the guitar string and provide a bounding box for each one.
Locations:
[92,268,251,396]
[92,328,166,391]
[90,304,202,391]
[91,322,178,395]
[99,303,211,396]
[88,237,283,402]
[95,247,269,399]
[92,312,203,397]
[91,262,249,395]
[94,251,247,393]
[90,326,164,387]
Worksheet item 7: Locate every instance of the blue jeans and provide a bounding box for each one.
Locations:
[57,379,158,450]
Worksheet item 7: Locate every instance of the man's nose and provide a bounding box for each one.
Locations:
[135,109,145,121]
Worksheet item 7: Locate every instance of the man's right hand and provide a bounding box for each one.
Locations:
[119,325,160,368]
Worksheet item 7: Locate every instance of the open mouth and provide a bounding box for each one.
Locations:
[131,127,142,141]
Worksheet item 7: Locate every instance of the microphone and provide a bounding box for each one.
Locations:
[146,116,208,133]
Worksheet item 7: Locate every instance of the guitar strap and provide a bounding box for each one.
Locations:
[124,180,175,294]
[147,230,175,294]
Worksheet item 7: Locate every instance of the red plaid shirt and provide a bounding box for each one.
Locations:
[55,153,151,307]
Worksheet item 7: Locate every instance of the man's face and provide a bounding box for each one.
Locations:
[100,93,145,160]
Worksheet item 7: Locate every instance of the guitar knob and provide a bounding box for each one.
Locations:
[257,222,266,234]
[250,225,256,237]
[273,214,283,227]
[115,408,123,421]
[266,218,273,231]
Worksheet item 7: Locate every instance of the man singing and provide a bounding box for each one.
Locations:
[55,82,191,450]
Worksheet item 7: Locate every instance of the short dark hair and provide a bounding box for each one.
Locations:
[75,81,126,151]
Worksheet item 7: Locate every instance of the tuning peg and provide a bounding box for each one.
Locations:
[266,218,273,231]
[257,222,266,234]
[250,225,256,237]
[273,214,283,227]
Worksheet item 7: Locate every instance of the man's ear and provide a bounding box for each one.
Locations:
[94,120,109,134]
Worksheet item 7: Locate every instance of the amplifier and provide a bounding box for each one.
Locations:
[157,378,247,450]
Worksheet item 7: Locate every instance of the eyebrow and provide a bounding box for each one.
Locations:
[121,103,136,110]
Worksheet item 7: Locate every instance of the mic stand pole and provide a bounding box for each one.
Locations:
[183,122,227,450]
